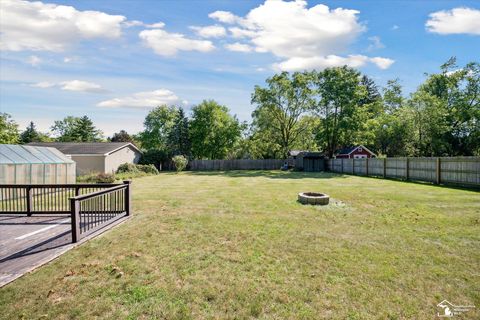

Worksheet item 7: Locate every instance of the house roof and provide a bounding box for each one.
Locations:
[0,144,74,164]
[336,145,376,156]
[28,142,141,156]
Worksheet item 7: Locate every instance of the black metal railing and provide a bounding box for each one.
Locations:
[70,182,131,242]
[0,183,121,215]
[0,181,132,243]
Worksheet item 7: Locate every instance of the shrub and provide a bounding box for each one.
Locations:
[116,163,159,175]
[77,172,116,183]
[172,155,188,172]
[116,163,139,174]
[136,164,159,174]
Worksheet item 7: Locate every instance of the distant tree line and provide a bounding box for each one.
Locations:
[1,58,479,163]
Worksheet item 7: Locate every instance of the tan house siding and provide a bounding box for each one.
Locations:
[71,155,105,175]
[104,146,141,173]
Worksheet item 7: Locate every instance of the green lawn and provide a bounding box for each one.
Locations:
[1,171,479,319]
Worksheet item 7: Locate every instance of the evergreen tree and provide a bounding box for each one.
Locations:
[19,121,50,143]
[51,116,102,142]
[167,108,191,157]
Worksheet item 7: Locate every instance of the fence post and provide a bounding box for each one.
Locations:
[436,158,441,185]
[123,180,132,216]
[383,158,387,178]
[70,198,80,243]
[366,158,369,176]
[406,158,410,180]
[341,159,344,173]
[26,186,33,217]
[352,158,355,175]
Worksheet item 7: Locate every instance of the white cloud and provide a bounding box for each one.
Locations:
[190,25,226,38]
[97,89,183,108]
[426,7,480,35]
[370,57,395,69]
[60,80,106,93]
[392,25,399,30]
[139,28,215,56]
[30,80,106,93]
[274,55,395,72]
[123,20,144,28]
[30,81,55,88]
[367,36,385,51]
[123,20,165,28]
[26,55,41,66]
[0,0,126,52]
[225,42,254,52]
[146,22,166,29]
[209,11,241,24]
[208,0,394,71]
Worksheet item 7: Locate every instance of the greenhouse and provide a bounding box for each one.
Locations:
[0,144,76,184]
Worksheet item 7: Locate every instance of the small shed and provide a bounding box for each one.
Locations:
[301,152,325,172]
[335,145,376,159]
[29,142,142,175]
[0,144,76,184]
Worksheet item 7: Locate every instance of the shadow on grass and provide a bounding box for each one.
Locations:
[186,170,347,180]
[184,170,479,191]
[360,174,480,192]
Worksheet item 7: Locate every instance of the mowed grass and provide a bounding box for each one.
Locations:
[1,171,479,319]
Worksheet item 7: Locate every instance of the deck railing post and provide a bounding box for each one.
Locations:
[26,186,33,216]
[70,198,80,243]
[123,180,132,216]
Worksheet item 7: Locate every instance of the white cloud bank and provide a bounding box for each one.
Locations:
[0,0,126,51]
[139,28,215,56]
[426,7,480,35]
[210,0,394,71]
[225,42,254,53]
[190,25,226,38]
[97,89,185,108]
[30,80,106,93]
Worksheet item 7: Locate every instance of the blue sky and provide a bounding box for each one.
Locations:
[1,0,479,136]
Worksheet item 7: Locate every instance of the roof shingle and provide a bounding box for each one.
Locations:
[28,142,139,155]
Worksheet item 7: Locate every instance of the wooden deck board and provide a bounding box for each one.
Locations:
[0,214,128,287]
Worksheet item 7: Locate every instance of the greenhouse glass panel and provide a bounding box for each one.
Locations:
[0,144,76,185]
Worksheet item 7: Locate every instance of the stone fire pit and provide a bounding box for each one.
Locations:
[298,192,330,205]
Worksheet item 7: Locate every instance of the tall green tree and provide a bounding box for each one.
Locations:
[313,66,366,157]
[251,71,314,158]
[19,121,50,143]
[110,130,134,143]
[189,100,244,159]
[74,116,103,142]
[417,58,480,155]
[51,116,102,142]
[140,105,178,150]
[167,107,191,157]
[0,113,19,144]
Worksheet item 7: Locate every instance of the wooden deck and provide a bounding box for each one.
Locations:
[0,214,127,287]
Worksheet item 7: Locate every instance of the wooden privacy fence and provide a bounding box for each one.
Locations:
[327,157,480,187]
[0,181,131,243]
[189,159,285,171]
